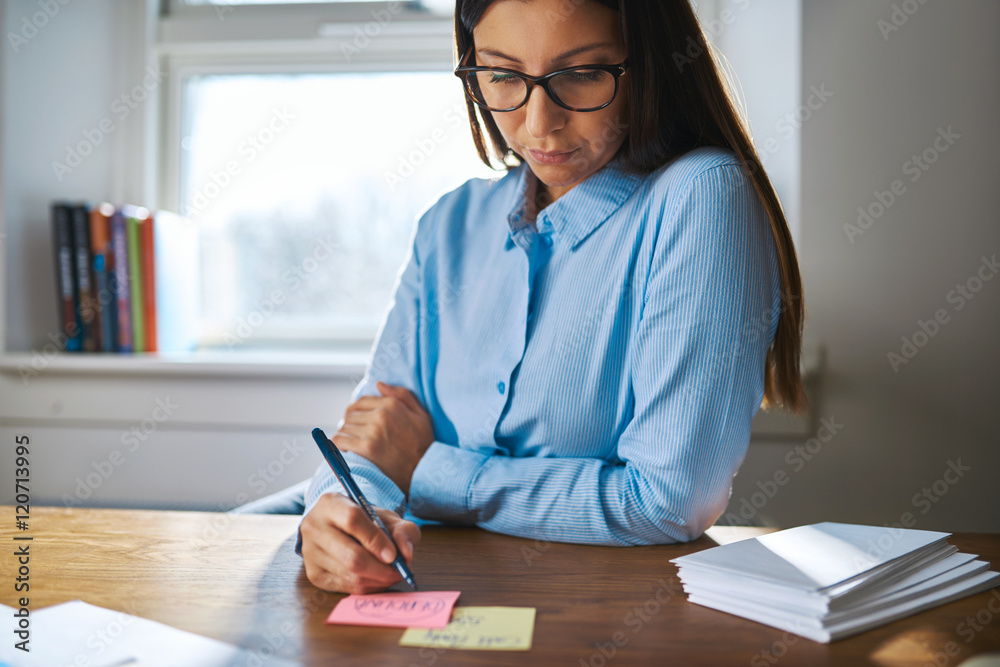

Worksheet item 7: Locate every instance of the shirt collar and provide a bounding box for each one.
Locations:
[505,153,644,250]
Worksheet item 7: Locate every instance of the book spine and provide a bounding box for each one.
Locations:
[89,203,117,352]
[86,206,106,351]
[140,213,157,352]
[126,213,145,353]
[111,209,133,352]
[52,203,82,351]
[71,204,99,351]
[94,255,114,352]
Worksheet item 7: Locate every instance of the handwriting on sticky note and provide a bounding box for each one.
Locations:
[399,607,536,651]
[326,591,461,629]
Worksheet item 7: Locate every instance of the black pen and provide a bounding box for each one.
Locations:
[310,427,418,590]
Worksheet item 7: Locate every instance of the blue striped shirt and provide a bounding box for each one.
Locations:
[301,145,781,547]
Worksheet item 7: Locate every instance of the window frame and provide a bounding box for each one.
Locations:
[156,2,461,346]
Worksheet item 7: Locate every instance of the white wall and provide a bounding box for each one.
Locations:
[723,0,1000,532]
[712,0,801,245]
[4,1,119,352]
[0,366,352,509]
[0,2,6,355]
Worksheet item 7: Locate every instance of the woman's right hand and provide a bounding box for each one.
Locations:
[300,492,420,594]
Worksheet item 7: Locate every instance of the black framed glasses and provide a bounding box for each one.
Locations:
[454,47,629,113]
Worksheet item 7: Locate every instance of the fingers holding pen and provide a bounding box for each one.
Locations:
[301,494,406,594]
[376,506,421,564]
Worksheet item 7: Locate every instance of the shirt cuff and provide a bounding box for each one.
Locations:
[408,441,489,523]
[341,450,408,515]
[293,452,407,556]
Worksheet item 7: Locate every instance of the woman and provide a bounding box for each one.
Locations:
[299,0,805,594]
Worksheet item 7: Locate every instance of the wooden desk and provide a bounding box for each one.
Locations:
[2,507,999,666]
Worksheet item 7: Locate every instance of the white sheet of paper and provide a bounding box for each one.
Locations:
[0,600,297,667]
[672,522,951,591]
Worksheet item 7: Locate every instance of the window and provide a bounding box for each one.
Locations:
[160,2,495,347]
[179,72,495,344]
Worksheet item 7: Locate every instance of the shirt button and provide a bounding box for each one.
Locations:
[497,381,506,395]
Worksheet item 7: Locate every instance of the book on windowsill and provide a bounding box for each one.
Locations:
[51,202,81,351]
[50,202,200,354]
[670,522,1000,643]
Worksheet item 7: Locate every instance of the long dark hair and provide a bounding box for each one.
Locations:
[455,0,807,414]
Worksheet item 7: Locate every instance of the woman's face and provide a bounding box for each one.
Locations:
[472,0,629,204]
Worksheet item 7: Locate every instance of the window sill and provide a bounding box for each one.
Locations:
[0,345,823,439]
[0,348,370,380]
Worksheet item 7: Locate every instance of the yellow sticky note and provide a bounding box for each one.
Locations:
[399,606,536,651]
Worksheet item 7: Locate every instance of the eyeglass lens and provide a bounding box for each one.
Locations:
[466,69,617,110]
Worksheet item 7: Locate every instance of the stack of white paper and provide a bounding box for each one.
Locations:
[671,522,1000,643]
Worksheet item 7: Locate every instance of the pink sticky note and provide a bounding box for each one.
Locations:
[326,591,461,629]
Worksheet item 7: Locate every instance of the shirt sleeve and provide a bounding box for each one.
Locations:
[295,209,426,555]
[407,163,779,546]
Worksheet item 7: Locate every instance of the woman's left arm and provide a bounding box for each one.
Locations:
[408,164,781,545]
